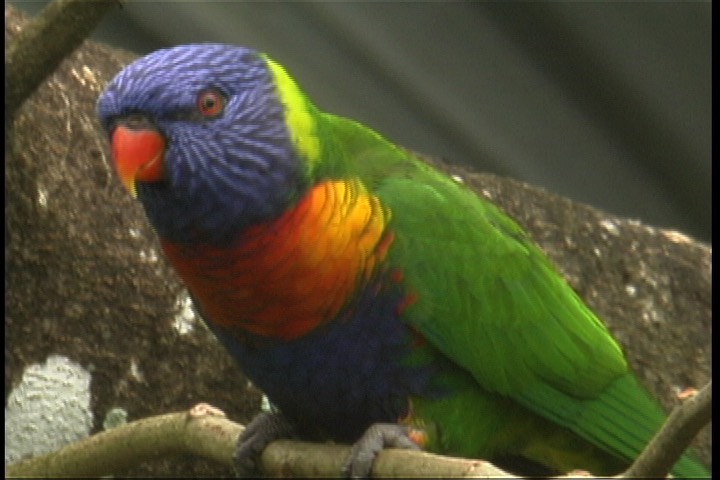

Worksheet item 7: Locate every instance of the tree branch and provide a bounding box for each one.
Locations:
[260,440,512,478]
[4,404,512,478]
[619,381,712,478]
[6,383,711,479]
[4,405,238,477]
[6,0,117,120]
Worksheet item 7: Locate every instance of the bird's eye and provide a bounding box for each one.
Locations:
[197,89,225,118]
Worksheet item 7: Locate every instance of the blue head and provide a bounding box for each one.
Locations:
[98,43,308,244]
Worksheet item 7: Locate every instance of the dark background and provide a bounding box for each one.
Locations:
[16,2,712,241]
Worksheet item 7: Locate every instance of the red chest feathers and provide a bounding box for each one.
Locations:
[161,179,394,340]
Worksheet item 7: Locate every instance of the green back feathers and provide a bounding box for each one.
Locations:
[322,113,627,394]
[381,173,627,396]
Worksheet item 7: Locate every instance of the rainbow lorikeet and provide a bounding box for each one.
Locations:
[97,44,708,478]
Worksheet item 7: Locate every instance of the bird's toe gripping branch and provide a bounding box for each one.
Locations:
[342,423,425,479]
[233,411,296,477]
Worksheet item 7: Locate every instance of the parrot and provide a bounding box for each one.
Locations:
[97,43,709,478]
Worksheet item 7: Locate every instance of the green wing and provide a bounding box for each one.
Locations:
[379,173,627,395]
[320,113,708,477]
[322,112,626,396]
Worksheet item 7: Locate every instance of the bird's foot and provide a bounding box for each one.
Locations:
[233,411,295,477]
[342,423,425,478]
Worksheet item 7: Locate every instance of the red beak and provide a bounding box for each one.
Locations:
[111,125,166,197]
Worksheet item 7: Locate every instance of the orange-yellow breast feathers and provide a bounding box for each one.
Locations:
[162,179,393,340]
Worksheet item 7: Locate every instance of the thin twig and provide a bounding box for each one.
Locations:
[619,381,711,478]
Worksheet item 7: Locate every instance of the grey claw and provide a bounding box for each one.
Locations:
[233,412,295,477]
[342,423,421,478]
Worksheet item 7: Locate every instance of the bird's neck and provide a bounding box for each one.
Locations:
[161,178,394,340]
